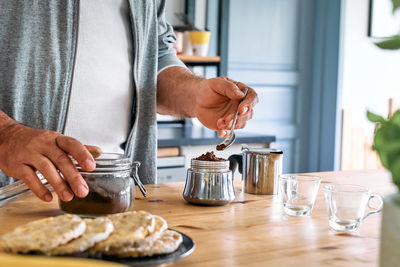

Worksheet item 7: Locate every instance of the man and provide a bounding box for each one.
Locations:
[0,0,258,202]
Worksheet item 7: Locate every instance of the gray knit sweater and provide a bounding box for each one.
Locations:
[0,0,186,186]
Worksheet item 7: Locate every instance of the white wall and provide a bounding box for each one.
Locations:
[341,0,400,134]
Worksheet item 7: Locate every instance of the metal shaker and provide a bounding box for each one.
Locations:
[229,147,283,195]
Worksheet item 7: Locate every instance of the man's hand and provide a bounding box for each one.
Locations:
[157,67,258,137]
[195,77,258,137]
[0,120,96,202]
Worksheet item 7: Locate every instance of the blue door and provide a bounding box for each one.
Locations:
[227,0,343,173]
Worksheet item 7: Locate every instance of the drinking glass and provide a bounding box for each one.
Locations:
[279,174,321,216]
[323,184,383,231]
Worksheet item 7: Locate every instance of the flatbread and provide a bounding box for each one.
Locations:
[47,217,114,255]
[110,230,183,258]
[102,214,168,255]
[0,214,86,253]
[134,215,168,246]
[91,211,156,252]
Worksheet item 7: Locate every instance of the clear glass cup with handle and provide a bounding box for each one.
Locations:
[323,184,383,231]
[279,174,321,216]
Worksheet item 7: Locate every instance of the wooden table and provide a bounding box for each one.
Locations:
[0,170,395,266]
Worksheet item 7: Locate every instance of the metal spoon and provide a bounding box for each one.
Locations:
[216,88,249,151]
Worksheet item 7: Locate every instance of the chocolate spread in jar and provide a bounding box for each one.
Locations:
[59,175,132,216]
[59,191,130,216]
[195,151,226,161]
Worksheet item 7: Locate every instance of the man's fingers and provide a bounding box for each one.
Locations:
[31,156,74,202]
[235,110,253,129]
[238,87,258,115]
[56,136,95,172]
[85,145,102,159]
[216,112,238,131]
[212,78,244,100]
[44,148,89,198]
[217,118,227,130]
[0,122,97,203]
[218,129,230,138]
[18,166,52,202]
[217,108,254,132]
[240,106,249,115]
[235,109,254,129]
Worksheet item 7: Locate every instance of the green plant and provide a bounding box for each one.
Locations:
[367,110,400,192]
[375,0,400,50]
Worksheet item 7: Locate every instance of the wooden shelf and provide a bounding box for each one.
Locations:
[177,54,220,63]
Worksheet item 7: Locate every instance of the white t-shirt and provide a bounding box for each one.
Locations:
[64,0,133,153]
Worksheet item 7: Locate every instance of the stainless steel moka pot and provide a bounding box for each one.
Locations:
[229,147,283,195]
[183,159,235,206]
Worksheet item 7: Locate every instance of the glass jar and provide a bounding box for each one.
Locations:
[59,153,140,216]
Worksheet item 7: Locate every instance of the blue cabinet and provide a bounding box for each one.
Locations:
[227,0,313,173]
[226,0,343,173]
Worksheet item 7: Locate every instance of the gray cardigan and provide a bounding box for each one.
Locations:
[0,0,186,185]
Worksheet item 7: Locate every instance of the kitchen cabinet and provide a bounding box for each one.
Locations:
[176,0,229,77]
[156,124,275,183]
[177,55,222,76]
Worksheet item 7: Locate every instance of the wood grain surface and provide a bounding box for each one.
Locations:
[177,54,220,63]
[0,170,395,267]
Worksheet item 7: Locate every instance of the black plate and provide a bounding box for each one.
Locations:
[88,231,195,266]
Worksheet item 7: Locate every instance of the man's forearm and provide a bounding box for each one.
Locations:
[157,66,204,117]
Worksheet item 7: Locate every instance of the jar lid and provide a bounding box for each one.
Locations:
[72,153,133,173]
[191,159,230,172]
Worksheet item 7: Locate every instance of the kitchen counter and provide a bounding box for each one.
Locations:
[0,170,394,266]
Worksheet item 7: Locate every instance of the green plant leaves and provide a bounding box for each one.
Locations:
[375,35,400,50]
[390,156,400,189]
[374,1,400,50]
[392,110,400,126]
[367,111,386,123]
[367,110,400,192]
[393,0,400,13]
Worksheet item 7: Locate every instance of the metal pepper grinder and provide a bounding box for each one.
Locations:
[229,147,283,195]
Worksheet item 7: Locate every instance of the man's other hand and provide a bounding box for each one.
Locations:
[195,77,258,137]
[0,123,96,202]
